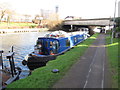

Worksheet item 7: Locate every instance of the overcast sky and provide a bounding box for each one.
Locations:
[0,0,120,19]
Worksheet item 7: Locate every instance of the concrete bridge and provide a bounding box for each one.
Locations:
[62,18,114,33]
[63,18,113,26]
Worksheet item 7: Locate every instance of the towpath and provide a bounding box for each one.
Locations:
[53,34,111,88]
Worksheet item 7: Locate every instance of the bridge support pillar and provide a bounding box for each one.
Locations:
[68,25,73,31]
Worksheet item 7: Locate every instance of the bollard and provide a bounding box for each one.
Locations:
[11,55,16,74]
[52,69,59,73]
[11,46,16,73]
[12,46,14,52]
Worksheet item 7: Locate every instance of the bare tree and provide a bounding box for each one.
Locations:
[7,10,16,24]
[0,2,15,23]
[32,14,43,25]
[0,10,5,22]
[0,2,8,22]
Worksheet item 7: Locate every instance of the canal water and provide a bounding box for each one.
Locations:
[0,31,50,79]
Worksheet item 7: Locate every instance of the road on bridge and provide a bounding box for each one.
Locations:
[53,34,111,88]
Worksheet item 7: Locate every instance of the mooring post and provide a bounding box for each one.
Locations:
[0,50,4,69]
[6,52,15,77]
[11,55,16,74]
[12,46,13,52]
[11,46,16,74]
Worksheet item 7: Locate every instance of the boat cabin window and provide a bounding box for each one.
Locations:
[52,40,59,54]
[37,40,43,45]
[50,41,53,48]
[49,40,59,54]
[74,37,77,43]
[45,41,49,47]
[66,39,70,47]
[34,40,43,54]
[36,40,43,49]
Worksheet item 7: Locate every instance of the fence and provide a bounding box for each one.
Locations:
[0,28,48,34]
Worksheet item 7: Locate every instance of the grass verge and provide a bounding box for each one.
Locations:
[7,33,99,88]
[106,34,119,88]
[0,22,37,28]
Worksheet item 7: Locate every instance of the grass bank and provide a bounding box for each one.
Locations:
[106,34,119,88]
[0,22,37,29]
[7,33,99,88]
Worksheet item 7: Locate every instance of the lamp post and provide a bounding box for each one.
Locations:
[111,0,117,43]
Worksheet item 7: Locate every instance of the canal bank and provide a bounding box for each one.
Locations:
[0,28,48,34]
[6,33,99,88]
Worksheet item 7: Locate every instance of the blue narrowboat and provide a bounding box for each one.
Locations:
[22,31,89,70]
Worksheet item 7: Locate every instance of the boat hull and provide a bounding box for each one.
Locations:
[26,55,57,70]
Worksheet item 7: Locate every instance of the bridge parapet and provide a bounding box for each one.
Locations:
[63,18,114,26]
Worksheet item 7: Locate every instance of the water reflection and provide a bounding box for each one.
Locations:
[0,31,50,79]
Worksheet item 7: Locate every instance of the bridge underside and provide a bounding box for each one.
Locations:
[62,25,96,35]
[62,25,106,31]
[62,25,89,31]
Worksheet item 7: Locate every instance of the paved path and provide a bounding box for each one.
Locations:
[53,34,111,88]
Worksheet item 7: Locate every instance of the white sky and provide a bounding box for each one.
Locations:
[0,0,120,19]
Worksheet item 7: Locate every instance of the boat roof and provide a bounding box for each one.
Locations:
[38,37,66,41]
[38,30,89,40]
[44,30,69,38]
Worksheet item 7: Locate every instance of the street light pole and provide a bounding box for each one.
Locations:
[111,0,117,43]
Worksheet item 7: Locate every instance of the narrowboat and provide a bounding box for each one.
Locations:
[22,30,90,70]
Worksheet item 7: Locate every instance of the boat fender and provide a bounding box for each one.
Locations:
[50,53,55,55]
[29,54,32,56]
[22,60,27,66]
